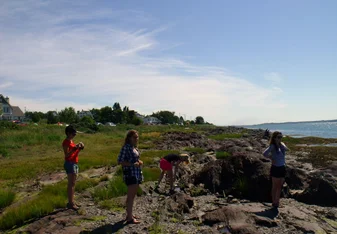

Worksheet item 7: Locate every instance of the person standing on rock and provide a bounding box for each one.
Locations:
[263,131,289,208]
[154,154,190,194]
[117,130,143,224]
[62,125,84,210]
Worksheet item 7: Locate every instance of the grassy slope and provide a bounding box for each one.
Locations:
[1,123,337,230]
[0,124,210,230]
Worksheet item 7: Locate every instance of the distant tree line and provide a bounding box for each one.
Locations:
[23,102,210,126]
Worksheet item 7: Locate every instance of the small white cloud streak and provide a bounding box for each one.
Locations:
[0,82,14,89]
[0,1,286,125]
[264,72,283,84]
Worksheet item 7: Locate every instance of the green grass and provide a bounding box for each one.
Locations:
[99,199,124,212]
[209,133,243,140]
[0,190,16,209]
[233,176,249,196]
[92,175,143,202]
[92,177,128,201]
[216,151,231,159]
[99,175,109,182]
[76,178,99,193]
[0,181,67,230]
[184,147,206,154]
[143,167,161,182]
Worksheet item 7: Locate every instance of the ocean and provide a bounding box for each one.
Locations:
[244,120,337,138]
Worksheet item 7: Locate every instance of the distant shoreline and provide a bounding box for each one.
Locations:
[241,119,337,127]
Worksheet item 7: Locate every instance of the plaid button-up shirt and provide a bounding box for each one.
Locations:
[117,144,143,182]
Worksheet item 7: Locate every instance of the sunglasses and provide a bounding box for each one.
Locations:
[277,136,283,139]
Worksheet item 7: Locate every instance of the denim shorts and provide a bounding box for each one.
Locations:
[64,161,79,174]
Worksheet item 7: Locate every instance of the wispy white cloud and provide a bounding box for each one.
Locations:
[0,82,14,89]
[0,0,286,125]
[264,72,283,84]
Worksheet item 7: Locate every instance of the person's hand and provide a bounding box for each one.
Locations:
[133,162,140,167]
[138,160,143,166]
[78,142,84,150]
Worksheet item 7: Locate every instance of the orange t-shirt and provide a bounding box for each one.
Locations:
[62,139,79,163]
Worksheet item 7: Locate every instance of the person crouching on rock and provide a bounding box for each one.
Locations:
[263,131,289,208]
[62,125,84,210]
[117,130,143,224]
[155,154,190,194]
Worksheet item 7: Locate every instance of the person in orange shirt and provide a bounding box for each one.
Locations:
[62,125,84,210]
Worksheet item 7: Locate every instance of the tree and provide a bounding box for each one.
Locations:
[59,107,78,124]
[46,111,59,124]
[100,106,113,123]
[151,111,179,124]
[131,116,143,126]
[91,108,101,122]
[179,116,184,124]
[31,112,41,123]
[113,102,121,111]
[113,109,126,124]
[80,116,95,125]
[195,116,205,125]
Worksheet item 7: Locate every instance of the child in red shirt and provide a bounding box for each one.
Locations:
[62,125,84,210]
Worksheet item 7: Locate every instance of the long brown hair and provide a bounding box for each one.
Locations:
[124,130,138,146]
[269,131,282,147]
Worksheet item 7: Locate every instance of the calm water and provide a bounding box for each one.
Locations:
[245,121,337,138]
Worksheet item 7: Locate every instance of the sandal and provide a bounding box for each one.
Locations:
[67,203,80,211]
[126,218,141,224]
[125,215,140,220]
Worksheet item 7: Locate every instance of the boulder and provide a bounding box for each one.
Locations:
[295,173,337,206]
[194,153,273,202]
[167,193,194,214]
[202,207,259,234]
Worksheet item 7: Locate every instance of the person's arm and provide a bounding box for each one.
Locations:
[63,143,79,158]
[281,142,290,151]
[263,145,273,159]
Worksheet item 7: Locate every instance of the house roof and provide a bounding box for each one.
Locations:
[12,106,24,117]
[0,94,12,107]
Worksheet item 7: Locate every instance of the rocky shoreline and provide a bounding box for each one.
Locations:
[12,127,337,234]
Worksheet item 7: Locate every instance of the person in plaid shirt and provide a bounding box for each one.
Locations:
[118,130,143,224]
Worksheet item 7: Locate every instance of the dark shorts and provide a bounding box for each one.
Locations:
[270,165,286,178]
[124,176,142,186]
[64,161,79,174]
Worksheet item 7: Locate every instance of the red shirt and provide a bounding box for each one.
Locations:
[62,139,79,163]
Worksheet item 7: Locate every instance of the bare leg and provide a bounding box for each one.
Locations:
[126,184,140,222]
[157,171,165,187]
[274,178,284,206]
[271,177,277,206]
[67,173,77,205]
[167,170,174,191]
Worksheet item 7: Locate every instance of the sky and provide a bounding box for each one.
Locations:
[0,0,337,125]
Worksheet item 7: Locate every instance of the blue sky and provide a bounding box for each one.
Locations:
[0,0,337,125]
